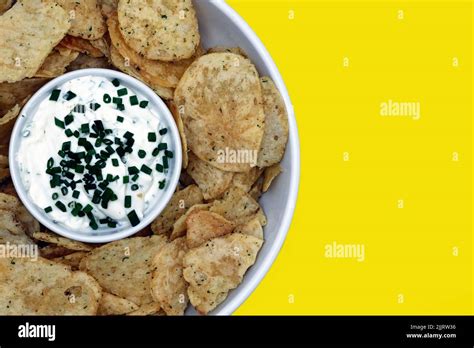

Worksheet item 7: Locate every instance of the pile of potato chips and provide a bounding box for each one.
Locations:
[0,0,289,315]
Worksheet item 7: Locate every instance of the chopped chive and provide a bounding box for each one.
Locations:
[52,193,59,200]
[89,219,98,230]
[131,184,139,191]
[152,148,160,157]
[157,143,167,151]
[112,97,122,104]
[123,131,134,139]
[64,91,76,101]
[159,128,168,135]
[128,166,139,175]
[132,174,139,182]
[44,206,53,213]
[106,174,114,182]
[65,129,73,137]
[117,103,125,111]
[90,103,101,111]
[140,164,152,175]
[83,204,93,214]
[112,158,119,167]
[165,150,174,158]
[47,157,54,169]
[122,176,130,184]
[64,114,74,126]
[125,195,132,208]
[74,104,85,113]
[103,139,113,146]
[55,201,67,212]
[72,190,80,199]
[127,210,140,226]
[148,132,156,142]
[73,130,80,138]
[138,150,146,159]
[81,123,90,133]
[129,95,139,105]
[117,115,124,123]
[155,163,164,173]
[162,156,169,169]
[62,141,71,151]
[112,78,120,87]
[139,100,149,108]
[103,94,111,103]
[54,117,65,129]
[108,221,117,228]
[105,145,115,155]
[61,187,68,196]
[75,165,85,174]
[117,88,128,96]
[159,179,166,190]
[50,89,61,101]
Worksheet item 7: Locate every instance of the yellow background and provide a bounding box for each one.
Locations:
[228,0,473,315]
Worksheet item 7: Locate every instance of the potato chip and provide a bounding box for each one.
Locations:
[126,302,163,316]
[55,0,106,40]
[0,0,13,15]
[99,0,117,18]
[0,78,49,116]
[186,152,234,200]
[40,245,76,259]
[0,155,9,182]
[0,257,102,315]
[0,192,39,237]
[0,228,35,245]
[109,46,174,100]
[33,231,93,251]
[60,35,104,58]
[89,37,110,58]
[108,15,201,89]
[150,237,188,315]
[183,233,263,314]
[168,101,188,168]
[15,205,40,237]
[34,48,79,78]
[0,210,26,236]
[234,217,264,240]
[0,104,20,152]
[170,203,211,241]
[210,187,266,226]
[0,178,16,197]
[80,236,167,305]
[257,77,289,167]
[67,54,111,71]
[151,185,203,235]
[175,53,265,172]
[118,0,200,61]
[0,0,70,83]
[262,164,282,192]
[207,46,248,58]
[98,292,139,315]
[53,251,89,271]
[186,211,235,249]
[232,167,263,193]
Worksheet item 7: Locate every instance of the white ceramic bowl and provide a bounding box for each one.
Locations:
[9,69,183,243]
[191,1,300,315]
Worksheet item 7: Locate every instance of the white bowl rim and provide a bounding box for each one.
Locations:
[212,1,301,315]
[8,68,183,243]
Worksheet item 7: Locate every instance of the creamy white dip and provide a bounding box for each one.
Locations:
[17,76,173,232]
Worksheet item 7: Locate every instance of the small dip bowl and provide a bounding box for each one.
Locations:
[9,69,182,243]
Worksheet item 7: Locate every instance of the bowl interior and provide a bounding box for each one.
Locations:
[9,69,182,243]
[187,1,299,315]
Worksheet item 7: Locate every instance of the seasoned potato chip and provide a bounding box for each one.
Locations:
[232,167,263,193]
[109,46,174,100]
[151,185,203,235]
[0,78,49,116]
[34,48,79,78]
[80,236,167,305]
[0,192,39,236]
[168,101,188,168]
[262,164,282,192]
[234,217,264,240]
[60,35,104,58]
[0,228,35,245]
[89,37,110,58]
[183,233,263,314]
[108,15,201,89]
[126,302,163,316]
[0,0,13,15]
[98,292,139,315]
[175,53,265,172]
[186,211,235,249]
[118,0,200,61]
[0,104,20,152]
[150,237,188,315]
[99,0,117,18]
[0,210,26,235]
[187,152,233,200]
[0,155,9,182]
[40,245,76,259]
[210,187,266,226]
[55,0,106,40]
[207,46,248,58]
[0,0,70,83]
[0,257,102,315]
[257,77,289,167]
[170,203,210,241]
[53,251,89,271]
[248,178,263,201]
[33,231,93,251]
[67,53,111,71]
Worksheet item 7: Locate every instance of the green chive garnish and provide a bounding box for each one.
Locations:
[123,176,130,184]
[61,187,68,196]
[139,100,149,108]
[50,89,61,101]
[131,184,139,191]
[148,132,156,142]
[163,156,169,169]
[157,143,167,151]
[64,91,76,101]
[112,158,119,167]
[55,201,67,212]
[165,150,174,158]
[81,123,90,133]
[117,116,124,123]
[138,150,146,159]
[130,95,139,105]
[72,190,80,199]
[159,179,166,190]
[156,164,164,173]
[128,166,139,175]
[125,195,132,208]
[62,141,71,151]
[47,158,54,169]
[152,148,160,157]
[52,193,59,200]
[127,210,140,226]
[44,206,53,213]
[90,103,101,111]
[65,129,73,137]
[83,204,93,214]
[112,78,120,87]
[159,128,168,135]
[103,94,111,103]
[140,164,152,175]
[55,117,65,129]
[117,88,128,96]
